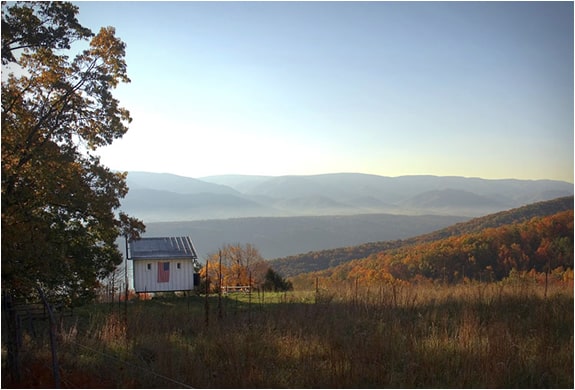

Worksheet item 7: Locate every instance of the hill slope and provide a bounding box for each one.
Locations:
[291,209,573,287]
[127,171,239,195]
[269,196,574,277]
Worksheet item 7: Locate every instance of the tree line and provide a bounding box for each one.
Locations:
[200,243,292,293]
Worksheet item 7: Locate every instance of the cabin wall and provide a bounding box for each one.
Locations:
[133,258,195,292]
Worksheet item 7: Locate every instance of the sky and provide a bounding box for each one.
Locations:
[74,1,574,182]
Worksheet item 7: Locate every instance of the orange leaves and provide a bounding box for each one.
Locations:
[315,210,574,285]
[201,244,268,290]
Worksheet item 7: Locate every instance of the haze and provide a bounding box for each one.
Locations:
[75,1,574,183]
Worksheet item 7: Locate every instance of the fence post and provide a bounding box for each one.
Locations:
[37,286,61,388]
[205,258,210,327]
[2,292,21,384]
[248,272,252,327]
[354,277,359,307]
[218,251,223,320]
[544,259,550,299]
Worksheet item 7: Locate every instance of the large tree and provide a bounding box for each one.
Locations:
[202,243,268,290]
[2,2,145,304]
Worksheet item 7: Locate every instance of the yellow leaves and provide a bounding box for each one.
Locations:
[561,268,573,282]
[89,26,119,52]
[89,27,130,86]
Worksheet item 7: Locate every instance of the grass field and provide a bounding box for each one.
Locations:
[2,281,573,388]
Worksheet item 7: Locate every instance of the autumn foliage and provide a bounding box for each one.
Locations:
[199,243,292,292]
[293,210,573,287]
[272,196,573,278]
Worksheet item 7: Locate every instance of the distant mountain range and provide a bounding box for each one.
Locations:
[142,213,468,260]
[121,171,573,222]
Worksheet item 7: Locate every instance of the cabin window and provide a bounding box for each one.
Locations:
[147,263,151,270]
[177,263,181,269]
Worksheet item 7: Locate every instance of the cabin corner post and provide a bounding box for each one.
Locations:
[124,235,129,330]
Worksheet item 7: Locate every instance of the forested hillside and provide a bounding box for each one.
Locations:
[271,196,573,277]
[291,209,573,287]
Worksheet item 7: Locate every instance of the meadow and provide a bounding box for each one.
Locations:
[3,280,573,388]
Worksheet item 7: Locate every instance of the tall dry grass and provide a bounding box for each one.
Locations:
[3,281,573,388]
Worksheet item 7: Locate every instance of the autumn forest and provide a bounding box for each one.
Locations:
[292,209,573,289]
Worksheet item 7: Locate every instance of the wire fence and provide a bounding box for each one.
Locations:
[2,296,196,389]
[64,339,195,388]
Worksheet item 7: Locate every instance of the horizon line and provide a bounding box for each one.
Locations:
[120,169,574,184]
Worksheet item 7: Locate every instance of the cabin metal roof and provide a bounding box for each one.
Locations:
[129,237,198,260]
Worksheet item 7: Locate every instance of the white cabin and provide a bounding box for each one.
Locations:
[130,237,199,293]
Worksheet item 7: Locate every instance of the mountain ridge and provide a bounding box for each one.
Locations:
[121,171,573,222]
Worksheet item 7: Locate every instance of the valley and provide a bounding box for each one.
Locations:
[143,213,468,260]
[121,171,573,261]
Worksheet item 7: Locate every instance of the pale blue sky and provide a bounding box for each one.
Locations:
[75,1,574,182]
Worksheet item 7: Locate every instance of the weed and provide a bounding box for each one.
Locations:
[2,283,572,388]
